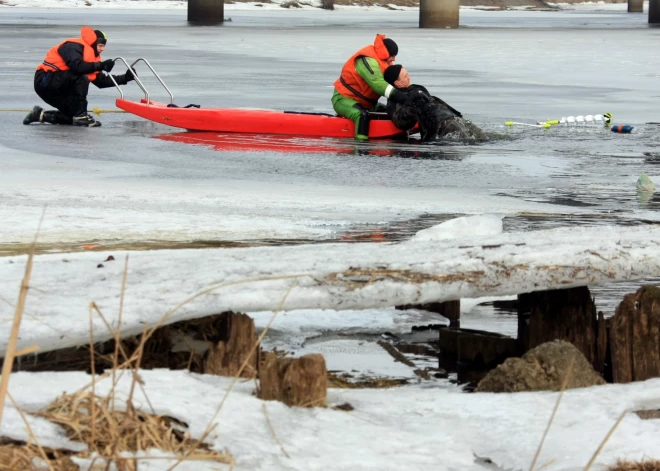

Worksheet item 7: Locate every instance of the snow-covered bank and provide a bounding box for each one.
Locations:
[3,224,660,356]
[4,369,660,470]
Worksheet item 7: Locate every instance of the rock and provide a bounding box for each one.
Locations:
[476,340,605,393]
[334,403,354,412]
[258,353,327,407]
[635,410,660,420]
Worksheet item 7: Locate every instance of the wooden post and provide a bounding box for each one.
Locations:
[438,326,460,366]
[188,0,224,24]
[438,300,460,327]
[610,294,634,383]
[258,353,327,407]
[651,0,660,23]
[202,312,259,378]
[419,0,459,29]
[518,287,598,366]
[456,330,519,386]
[628,0,644,12]
[610,286,660,382]
[517,293,531,352]
[595,311,608,375]
[438,326,519,386]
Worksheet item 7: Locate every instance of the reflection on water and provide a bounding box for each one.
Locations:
[155,131,473,161]
[637,189,660,208]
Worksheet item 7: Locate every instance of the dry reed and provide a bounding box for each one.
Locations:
[608,460,660,471]
[0,217,236,470]
[1,273,306,470]
[583,410,627,471]
[262,403,290,458]
[0,209,44,427]
[165,281,297,471]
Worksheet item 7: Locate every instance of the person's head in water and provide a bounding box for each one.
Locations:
[93,30,107,56]
[384,64,410,89]
[382,38,398,65]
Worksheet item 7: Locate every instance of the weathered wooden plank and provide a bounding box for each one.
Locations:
[610,286,660,382]
[519,286,598,365]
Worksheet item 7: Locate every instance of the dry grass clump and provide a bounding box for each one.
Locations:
[0,235,235,470]
[32,392,232,468]
[608,460,660,471]
[0,443,36,471]
[0,441,77,471]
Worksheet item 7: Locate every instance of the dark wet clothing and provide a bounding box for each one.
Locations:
[386,84,486,142]
[34,42,130,123]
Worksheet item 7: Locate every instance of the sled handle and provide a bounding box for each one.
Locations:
[108,57,146,101]
[130,58,175,105]
[108,57,174,105]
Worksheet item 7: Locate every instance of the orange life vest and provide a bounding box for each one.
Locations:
[334,34,393,108]
[36,26,101,81]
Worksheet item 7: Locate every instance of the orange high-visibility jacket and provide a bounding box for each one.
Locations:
[37,26,101,81]
[334,34,392,108]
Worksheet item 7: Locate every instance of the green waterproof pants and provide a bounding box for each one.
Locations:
[332,90,373,141]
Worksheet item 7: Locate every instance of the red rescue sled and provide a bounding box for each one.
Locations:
[111,58,414,140]
[116,98,410,139]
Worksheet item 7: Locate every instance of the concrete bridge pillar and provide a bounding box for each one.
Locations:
[628,0,643,12]
[419,0,460,29]
[650,0,660,23]
[188,0,224,24]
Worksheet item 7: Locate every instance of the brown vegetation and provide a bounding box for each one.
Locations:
[0,235,234,470]
[609,460,660,471]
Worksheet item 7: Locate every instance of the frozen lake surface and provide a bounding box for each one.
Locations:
[2,6,659,244]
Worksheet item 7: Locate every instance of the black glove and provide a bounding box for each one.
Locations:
[390,90,415,107]
[99,59,115,73]
[124,67,138,82]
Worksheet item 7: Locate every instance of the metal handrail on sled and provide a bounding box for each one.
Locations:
[109,57,174,105]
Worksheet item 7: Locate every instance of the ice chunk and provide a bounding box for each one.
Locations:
[408,214,503,243]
